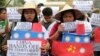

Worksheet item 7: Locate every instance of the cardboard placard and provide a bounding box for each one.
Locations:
[7,7,21,22]
[7,40,41,56]
[14,22,32,31]
[73,1,93,13]
[76,21,92,33]
[62,22,76,31]
[90,13,100,26]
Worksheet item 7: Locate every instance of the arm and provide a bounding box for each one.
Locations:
[50,30,61,40]
[50,23,64,40]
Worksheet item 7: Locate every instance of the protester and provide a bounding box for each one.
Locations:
[16,2,50,56]
[40,7,56,30]
[0,7,11,56]
[49,4,85,40]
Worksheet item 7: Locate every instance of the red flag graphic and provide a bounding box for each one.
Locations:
[76,23,85,35]
[32,23,42,32]
[51,41,93,56]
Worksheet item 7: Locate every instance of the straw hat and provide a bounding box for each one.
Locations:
[92,8,100,14]
[55,4,84,20]
[18,2,36,14]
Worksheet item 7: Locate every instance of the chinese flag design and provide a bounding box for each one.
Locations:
[51,41,93,56]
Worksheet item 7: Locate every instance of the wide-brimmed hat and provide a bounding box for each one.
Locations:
[18,2,36,14]
[92,8,100,13]
[55,4,84,20]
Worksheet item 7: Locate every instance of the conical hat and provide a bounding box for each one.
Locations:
[18,2,36,14]
[55,4,84,20]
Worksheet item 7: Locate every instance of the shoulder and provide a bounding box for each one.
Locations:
[48,21,60,35]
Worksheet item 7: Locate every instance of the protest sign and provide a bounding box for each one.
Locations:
[7,7,21,22]
[7,40,41,56]
[62,22,76,31]
[14,22,32,31]
[73,1,93,13]
[90,13,100,26]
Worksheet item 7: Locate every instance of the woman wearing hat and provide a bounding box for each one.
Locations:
[17,2,50,56]
[49,4,85,40]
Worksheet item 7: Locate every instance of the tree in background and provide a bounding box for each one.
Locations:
[0,0,6,7]
[14,0,25,6]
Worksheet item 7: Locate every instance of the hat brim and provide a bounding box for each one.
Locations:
[55,9,84,20]
[18,7,36,14]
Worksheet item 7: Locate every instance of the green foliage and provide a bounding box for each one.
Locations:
[0,0,6,7]
[20,0,25,4]
[14,0,25,6]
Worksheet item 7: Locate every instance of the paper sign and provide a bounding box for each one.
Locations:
[32,23,42,32]
[7,40,41,56]
[90,13,100,26]
[84,22,92,32]
[76,21,92,32]
[73,1,93,13]
[63,21,92,32]
[63,22,76,31]
[7,7,21,22]
[14,22,32,31]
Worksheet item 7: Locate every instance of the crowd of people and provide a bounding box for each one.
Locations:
[0,1,100,56]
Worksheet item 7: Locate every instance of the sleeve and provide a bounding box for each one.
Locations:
[47,21,57,35]
[49,22,60,37]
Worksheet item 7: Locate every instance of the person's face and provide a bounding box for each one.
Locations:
[44,15,52,22]
[24,9,35,22]
[63,12,74,22]
[0,10,7,21]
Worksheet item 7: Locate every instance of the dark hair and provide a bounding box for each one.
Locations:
[42,7,53,16]
[77,15,85,21]
[21,9,38,23]
[37,3,44,8]
[60,10,76,22]
[0,8,6,14]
